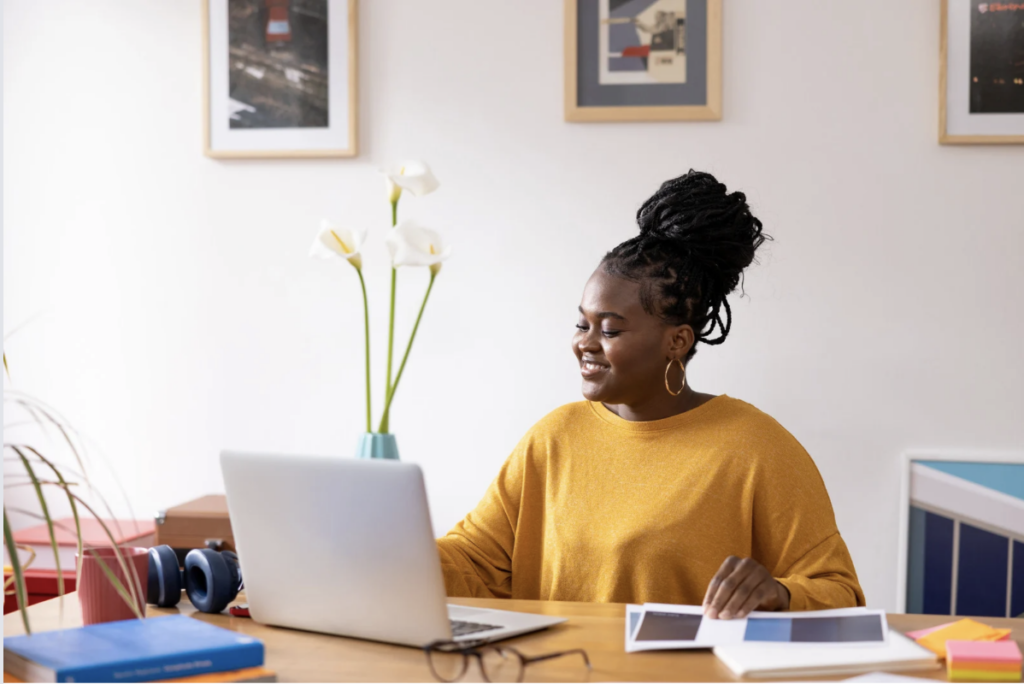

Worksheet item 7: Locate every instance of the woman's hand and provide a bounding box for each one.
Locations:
[702,556,790,619]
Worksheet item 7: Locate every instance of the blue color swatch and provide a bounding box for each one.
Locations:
[744,618,792,642]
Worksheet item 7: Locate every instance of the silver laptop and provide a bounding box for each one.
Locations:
[220,451,565,647]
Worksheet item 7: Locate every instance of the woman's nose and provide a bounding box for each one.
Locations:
[577,328,601,351]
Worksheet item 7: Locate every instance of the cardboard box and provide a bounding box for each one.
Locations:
[155,495,235,552]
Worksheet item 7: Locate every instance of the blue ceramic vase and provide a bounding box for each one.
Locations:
[356,432,400,460]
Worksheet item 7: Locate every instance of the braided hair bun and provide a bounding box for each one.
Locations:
[602,170,770,360]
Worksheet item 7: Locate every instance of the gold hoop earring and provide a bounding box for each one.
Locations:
[664,358,686,397]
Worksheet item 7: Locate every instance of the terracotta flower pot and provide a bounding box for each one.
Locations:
[77,546,148,625]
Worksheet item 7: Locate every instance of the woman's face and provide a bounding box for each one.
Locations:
[572,268,693,404]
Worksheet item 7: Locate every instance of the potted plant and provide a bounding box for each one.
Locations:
[4,353,144,634]
[309,161,450,460]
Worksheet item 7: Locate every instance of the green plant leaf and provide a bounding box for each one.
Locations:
[17,444,86,615]
[7,502,145,622]
[17,445,83,577]
[7,393,90,486]
[3,509,32,634]
[10,446,64,599]
[6,395,140,540]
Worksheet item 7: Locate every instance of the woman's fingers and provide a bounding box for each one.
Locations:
[732,577,775,619]
[718,565,768,619]
[703,557,786,619]
[704,556,756,618]
[702,555,739,610]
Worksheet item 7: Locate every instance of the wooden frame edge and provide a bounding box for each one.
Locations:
[203,0,212,156]
[940,134,1024,145]
[565,105,720,122]
[347,0,359,157]
[705,0,723,119]
[938,0,948,145]
[202,0,359,159]
[564,0,580,122]
[938,0,1024,145]
[564,0,722,123]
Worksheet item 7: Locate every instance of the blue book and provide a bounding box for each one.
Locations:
[3,615,264,683]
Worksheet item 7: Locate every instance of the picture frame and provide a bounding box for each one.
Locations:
[939,0,1024,144]
[896,450,1024,617]
[202,0,358,159]
[564,0,722,122]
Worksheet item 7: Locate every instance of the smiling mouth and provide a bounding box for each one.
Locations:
[580,361,609,378]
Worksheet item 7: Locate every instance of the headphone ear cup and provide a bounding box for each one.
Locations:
[183,549,238,614]
[147,545,183,607]
[221,551,242,591]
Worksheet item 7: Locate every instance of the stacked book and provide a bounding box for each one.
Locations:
[3,615,274,683]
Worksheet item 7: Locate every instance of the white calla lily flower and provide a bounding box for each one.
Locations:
[385,220,451,275]
[309,220,367,270]
[380,160,440,203]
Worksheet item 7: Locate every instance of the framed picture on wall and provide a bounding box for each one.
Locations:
[564,0,722,122]
[896,451,1024,618]
[202,0,358,158]
[940,0,1024,144]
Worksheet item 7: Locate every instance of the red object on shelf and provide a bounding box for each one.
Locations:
[3,569,78,615]
[14,518,154,547]
[4,517,150,615]
[265,0,292,43]
[228,603,251,618]
[6,518,154,572]
[622,45,651,58]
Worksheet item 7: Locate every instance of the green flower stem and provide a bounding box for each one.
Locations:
[385,267,397,404]
[383,199,399,429]
[356,267,372,433]
[378,272,436,433]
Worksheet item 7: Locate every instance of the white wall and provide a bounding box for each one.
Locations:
[4,0,1022,611]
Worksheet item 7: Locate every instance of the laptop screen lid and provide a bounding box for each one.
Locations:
[220,451,452,647]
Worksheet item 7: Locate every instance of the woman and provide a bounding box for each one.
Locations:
[437,171,864,618]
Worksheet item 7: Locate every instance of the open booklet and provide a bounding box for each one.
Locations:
[625,603,887,653]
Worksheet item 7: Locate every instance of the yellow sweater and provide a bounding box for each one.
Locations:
[437,396,865,610]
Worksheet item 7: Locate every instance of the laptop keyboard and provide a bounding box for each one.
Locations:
[451,619,502,638]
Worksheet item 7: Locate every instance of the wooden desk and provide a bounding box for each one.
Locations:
[4,593,1022,682]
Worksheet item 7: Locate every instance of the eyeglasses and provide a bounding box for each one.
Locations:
[424,639,591,683]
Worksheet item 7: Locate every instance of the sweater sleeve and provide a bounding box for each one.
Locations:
[750,422,867,611]
[435,444,526,599]
[774,532,865,611]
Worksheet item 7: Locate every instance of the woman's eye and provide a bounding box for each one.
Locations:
[576,323,619,337]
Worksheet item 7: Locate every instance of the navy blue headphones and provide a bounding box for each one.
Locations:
[146,545,242,614]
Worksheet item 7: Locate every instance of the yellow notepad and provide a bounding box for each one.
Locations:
[916,619,1013,658]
